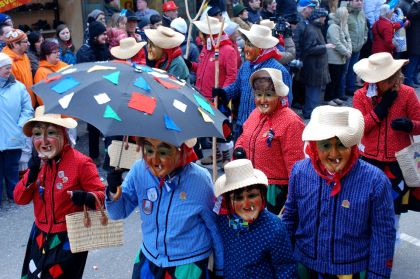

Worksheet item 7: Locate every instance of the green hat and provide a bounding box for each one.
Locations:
[233,4,246,17]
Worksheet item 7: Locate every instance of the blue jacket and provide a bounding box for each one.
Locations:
[59,47,77,65]
[106,160,224,274]
[0,76,33,151]
[224,58,292,126]
[282,159,395,278]
[218,210,296,278]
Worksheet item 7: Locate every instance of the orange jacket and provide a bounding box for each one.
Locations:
[34,60,69,105]
[2,46,36,107]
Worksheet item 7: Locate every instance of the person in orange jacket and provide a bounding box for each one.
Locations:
[2,29,38,107]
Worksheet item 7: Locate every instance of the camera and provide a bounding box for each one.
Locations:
[269,15,294,38]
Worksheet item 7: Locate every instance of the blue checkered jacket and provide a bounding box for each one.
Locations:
[106,160,223,274]
[282,159,395,278]
[224,58,292,127]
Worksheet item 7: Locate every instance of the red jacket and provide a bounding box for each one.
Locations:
[235,105,305,184]
[353,84,420,162]
[14,145,105,233]
[192,36,238,100]
[371,17,402,54]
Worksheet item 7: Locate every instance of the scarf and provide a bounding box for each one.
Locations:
[205,33,232,51]
[158,143,198,188]
[155,47,183,72]
[250,46,282,65]
[306,141,359,197]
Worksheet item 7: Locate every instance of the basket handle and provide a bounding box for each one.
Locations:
[83,192,108,228]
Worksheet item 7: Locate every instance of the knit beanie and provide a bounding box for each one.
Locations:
[309,8,328,22]
[0,53,12,68]
[89,21,107,38]
[0,13,11,25]
[170,17,187,34]
[4,29,27,44]
[87,9,105,23]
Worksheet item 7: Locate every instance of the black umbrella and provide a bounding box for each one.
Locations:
[32,61,227,147]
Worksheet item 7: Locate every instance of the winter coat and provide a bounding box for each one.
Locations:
[371,16,400,54]
[224,58,292,126]
[0,76,33,151]
[247,8,262,24]
[406,2,420,56]
[2,46,36,107]
[34,60,69,105]
[14,145,105,234]
[260,9,275,20]
[278,37,296,65]
[192,40,238,99]
[76,41,111,63]
[27,49,40,77]
[231,17,252,31]
[235,104,305,185]
[326,14,352,65]
[218,210,296,278]
[300,22,331,86]
[283,159,395,278]
[59,46,77,65]
[364,0,386,26]
[347,5,368,52]
[293,13,309,59]
[106,160,224,273]
[159,55,189,81]
[353,84,420,162]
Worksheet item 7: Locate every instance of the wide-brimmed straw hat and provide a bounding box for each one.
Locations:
[259,19,275,30]
[353,52,408,83]
[249,68,289,97]
[193,16,226,35]
[144,25,184,49]
[302,106,364,148]
[23,106,78,137]
[238,24,278,49]
[110,37,146,60]
[215,159,268,198]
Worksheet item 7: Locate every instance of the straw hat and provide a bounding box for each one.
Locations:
[259,19,275,30]
[111,37,146,60]
[144,25,184,49]
[215,159,268,197]
[193,16,226,35]
[302,106,364,148]
[23,106,78,137]
[249,68,289,97]
[238,24,278,49]
[353,52,408,83]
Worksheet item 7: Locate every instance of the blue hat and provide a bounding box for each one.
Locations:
[298,0,317,8]
[0,13,11,25]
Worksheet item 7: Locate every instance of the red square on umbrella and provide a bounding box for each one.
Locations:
[128,92,156,114]
[49,264,63,278]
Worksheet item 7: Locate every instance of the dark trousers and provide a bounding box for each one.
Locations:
[87,123,100,159]
[325,64,345,102]
[0,149,21,204]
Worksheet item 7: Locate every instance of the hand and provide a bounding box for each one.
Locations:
[26,154,41,186]
[107,169,123,194]
[212,87,227,103]
[68,190,96,209]
[233,147,247,159]
[346,52,352,59]
[373,90,398,121]
[183,58,192,70]
[326,43,335,49]
[391,118,413,133]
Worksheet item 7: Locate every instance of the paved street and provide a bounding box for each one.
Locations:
[1,88,419,278]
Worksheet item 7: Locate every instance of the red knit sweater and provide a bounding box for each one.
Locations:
[353,84,420,162]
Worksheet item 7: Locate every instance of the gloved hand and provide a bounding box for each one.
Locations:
[212,87,228,103]
[183,58,192,70]
[391,117,413,132]
[107,169,123,194]
[68,190,96,209]
[233,147,247,159]
[373,90,398,121]
[26,154,41,186]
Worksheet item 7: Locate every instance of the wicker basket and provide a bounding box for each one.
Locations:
[395,140,420,187]
[108,140,142,170]
[65,194,124,253]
